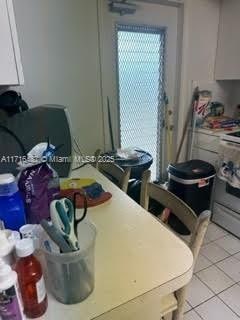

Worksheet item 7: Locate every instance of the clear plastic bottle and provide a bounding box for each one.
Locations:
[15,239,47,318]
[0,258,23,320]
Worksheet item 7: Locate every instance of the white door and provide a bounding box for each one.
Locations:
[98,0,180,179]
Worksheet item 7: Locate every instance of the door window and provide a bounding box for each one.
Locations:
[117,24,165,179]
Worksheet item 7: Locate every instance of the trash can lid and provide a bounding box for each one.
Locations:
[167,160,216,180]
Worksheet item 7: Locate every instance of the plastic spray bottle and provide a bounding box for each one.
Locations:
[0,258,24,320]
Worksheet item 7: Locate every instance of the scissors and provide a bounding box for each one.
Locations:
[50,193,87,251]
[50,198,78,251]
[73,191,88,234]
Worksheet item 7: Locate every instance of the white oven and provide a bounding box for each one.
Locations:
[221,130,240,144]
[212,130,240,237]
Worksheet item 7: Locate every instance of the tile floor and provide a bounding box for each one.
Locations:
[184,222,240,320]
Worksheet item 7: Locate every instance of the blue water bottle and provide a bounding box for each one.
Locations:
[0,174,26,231]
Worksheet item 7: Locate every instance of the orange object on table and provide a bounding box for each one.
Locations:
[60,188,112,208]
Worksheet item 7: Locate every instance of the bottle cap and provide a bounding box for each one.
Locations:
[16,239,34,257]
[0,174,15,185]
[0,258,12,282]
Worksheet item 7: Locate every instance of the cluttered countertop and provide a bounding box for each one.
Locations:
[194,127,240,137]
[190,89,240,183]
[0,159,193,320]
[190,88,240,137]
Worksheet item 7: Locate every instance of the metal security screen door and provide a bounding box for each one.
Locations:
[117,24,166,179]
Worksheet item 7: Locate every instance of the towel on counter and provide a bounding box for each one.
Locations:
[218,140,240,189]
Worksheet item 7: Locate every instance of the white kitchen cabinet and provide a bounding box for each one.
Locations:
[215,0,240,80]
[191,129,220,169]
[194,131,220,153]
[0,0,24,85]
[192,147,219,168]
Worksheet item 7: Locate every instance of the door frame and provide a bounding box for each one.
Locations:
[97,0,184,178]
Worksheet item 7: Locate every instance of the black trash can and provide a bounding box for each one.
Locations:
[167,160,216,234]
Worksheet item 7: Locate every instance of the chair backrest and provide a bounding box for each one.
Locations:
[140,170,210,264]
[99,162,131,193]
[94,150,131,193]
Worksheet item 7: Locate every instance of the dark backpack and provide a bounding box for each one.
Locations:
[0,90,29,117]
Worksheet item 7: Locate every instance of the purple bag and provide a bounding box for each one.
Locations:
[18,162,60,224]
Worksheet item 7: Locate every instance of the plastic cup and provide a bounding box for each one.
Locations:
[42,220,97,304]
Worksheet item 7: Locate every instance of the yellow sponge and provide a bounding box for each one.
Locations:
[60,178,96,190]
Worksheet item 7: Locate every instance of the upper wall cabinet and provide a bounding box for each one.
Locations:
[0,0,24,85]
[215,0,240,80]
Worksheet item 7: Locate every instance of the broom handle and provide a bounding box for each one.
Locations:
[175,87,199,163]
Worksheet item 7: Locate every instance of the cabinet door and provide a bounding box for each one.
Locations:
[215,0,240,80]
[0,0,19,85]
[194,132,220,153]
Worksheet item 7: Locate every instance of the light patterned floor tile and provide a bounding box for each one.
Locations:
[215,235,240,255]
[233,252,240,261]
[196,265,234,294]
[186,224,240,320]
[195,296,239,320]
[200,243,229,263]
[186,275,214,307]
[204,223,228,243]
[185,301,192,313]
[184,310,202,320]
[219,284,240,316]
[194,254,212,273]
[217,256,240,282]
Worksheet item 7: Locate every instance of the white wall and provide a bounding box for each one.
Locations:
[177,0,221,160]
[13,0,104,155]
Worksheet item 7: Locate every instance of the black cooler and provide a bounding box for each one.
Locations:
[167,160,216,234]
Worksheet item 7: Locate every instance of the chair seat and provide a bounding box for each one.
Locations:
[126,292,177,319]
[129,292,177,319]
[94,292,178,320]
[160,293,178,316]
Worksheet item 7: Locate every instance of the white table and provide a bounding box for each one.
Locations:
[44,165,193,320]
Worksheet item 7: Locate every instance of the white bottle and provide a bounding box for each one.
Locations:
[0,258,24,320]
[0,231,15,266]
